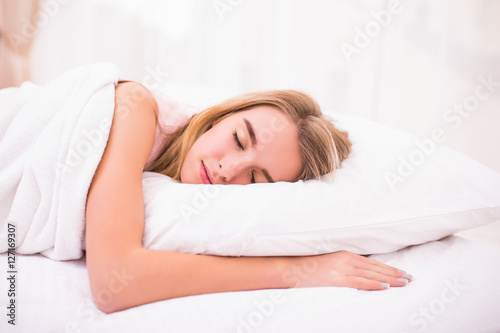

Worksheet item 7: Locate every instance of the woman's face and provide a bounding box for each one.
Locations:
[180,105,302,185]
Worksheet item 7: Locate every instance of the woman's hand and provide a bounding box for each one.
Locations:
[281,250,413,290]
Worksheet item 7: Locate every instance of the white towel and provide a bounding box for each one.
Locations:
[0,63,120,260]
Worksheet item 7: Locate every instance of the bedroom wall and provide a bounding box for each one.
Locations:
[24,0,500,174]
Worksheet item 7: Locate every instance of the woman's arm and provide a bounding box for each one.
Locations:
[85,82,288,313]
[86,82,411,314]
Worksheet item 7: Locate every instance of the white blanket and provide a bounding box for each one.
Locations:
[0,63,120,260]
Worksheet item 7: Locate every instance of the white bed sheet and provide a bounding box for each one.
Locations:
[1,235,499,333]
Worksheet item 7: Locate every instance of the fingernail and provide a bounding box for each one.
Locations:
[397,269,413,280]
[380,282,390,289]
[397,278,408,284]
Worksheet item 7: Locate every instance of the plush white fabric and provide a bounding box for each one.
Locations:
[142,107,500,256]
[0,63,119,260]
[3,236,499,333]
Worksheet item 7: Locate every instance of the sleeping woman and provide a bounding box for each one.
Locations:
[86,81,413,314]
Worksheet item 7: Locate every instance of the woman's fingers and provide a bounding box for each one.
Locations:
[286,251,413,290]
[351,254,414,281]
[337,276,392,290]
[352,260,412,281]
[349,268,409,287]
[338,251,413,286]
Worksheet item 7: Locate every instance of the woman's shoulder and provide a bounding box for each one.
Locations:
[115,80,159,119]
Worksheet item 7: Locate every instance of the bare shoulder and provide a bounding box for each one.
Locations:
[115,81,159,121]
[88,81,158,192]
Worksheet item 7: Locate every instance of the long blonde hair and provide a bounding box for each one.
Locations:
[145,90,352,182]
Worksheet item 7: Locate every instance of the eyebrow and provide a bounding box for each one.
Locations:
[243,117,275,183]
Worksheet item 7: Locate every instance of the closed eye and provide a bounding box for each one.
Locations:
[233,131,243,150]
[233,130,255,183]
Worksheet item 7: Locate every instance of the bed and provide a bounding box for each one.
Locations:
[1,235,499,333]
[1,64,500,333]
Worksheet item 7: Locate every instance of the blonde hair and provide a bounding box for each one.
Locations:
[145,90,352,182]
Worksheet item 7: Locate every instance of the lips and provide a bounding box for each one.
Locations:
[200,161,213,184]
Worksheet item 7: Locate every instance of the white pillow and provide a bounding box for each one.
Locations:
[141,106,500,256]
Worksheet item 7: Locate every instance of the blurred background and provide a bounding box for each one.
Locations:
[0,0,499,172]
[1,0,499,245]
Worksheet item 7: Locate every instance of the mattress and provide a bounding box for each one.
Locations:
[1,235,499,333]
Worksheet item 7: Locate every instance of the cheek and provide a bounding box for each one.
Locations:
[198,131,226,155]
[190,125,233,163]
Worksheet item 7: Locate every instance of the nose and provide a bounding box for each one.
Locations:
[218,156,251,184]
